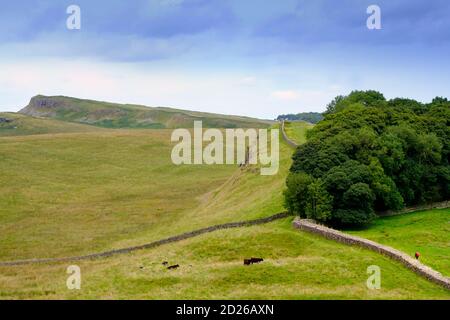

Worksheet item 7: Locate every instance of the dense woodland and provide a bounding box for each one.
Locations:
[277,112,323,124]
[284,91,450,227]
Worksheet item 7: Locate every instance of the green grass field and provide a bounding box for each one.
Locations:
[1,218,449,300]
[0,119,449,299]
[0,129,236,260]
[348,209,450,277]
[283,121,314,145]
[0,123,291,261]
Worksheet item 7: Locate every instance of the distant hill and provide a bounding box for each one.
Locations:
[19,95,273,129]
[277,112,323,124]
[0,112,103,137]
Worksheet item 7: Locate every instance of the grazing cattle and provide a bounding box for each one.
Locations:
[415,252,420,260]
[162,261,168,265]
[251,258,264,264]
[244,258,264,265]
[167,264,179,270]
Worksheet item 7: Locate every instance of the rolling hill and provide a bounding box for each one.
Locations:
[283,121,314,145]
[0,112,103,137]
[18,95,273,129]
[0,120,448,299]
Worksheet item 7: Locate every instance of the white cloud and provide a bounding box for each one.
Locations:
[270,90,299,100]
[0,58,343,117]
[0,59,284,118]
[236,76,257,86]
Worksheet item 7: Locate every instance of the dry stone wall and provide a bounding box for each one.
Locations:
[0,212,290,267]
[280,121,299,148]
[293,218,450,290]
[379,200,449,216]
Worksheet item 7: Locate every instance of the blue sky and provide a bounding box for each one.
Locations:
[0,0,449,118]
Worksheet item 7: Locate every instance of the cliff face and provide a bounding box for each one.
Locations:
[19,95,79,117]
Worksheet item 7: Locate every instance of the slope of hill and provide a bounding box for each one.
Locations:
[0,125,291,261]
[348,208,450,277]
[1,218,449,299]
[19,95,273,129]
[0,112,103,137]
[1,123,449,299]
[283,121,314,145]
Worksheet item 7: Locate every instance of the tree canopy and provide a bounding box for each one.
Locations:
[277,112,323,124]
[285,90,450,227]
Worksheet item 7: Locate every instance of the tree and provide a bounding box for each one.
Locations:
[276,113,324,124]
[431,97,449,105]
[367,158,404,211]
[324,95,344,115]
[305,180,333,222]
[334,208,376,226]
[334,183,377,226]
[343,183,375,210]
[284,172,313,217]
[285,90,449,227]
[324,91,386,115]
[388,98,426,114]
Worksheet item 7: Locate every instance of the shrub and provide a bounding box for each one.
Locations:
[284,172,313,217]
[305,180,333,222]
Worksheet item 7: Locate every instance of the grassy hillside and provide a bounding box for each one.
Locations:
[0,130,235,260]
[0,112,103,137]
[283,121,314,145]
[19,95,273,129]
[0,123,448,299]
[1,218,449,299]
[348,209,450,277]
[0,125,290,261]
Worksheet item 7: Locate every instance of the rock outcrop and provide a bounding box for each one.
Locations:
[0,117,13,123]
[19,95,77,117]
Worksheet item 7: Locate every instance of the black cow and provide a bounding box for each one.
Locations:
[251,258,264,264]
[167,264,179,270]
[243,258,264,265]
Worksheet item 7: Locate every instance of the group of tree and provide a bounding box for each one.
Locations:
[284,90,449,227]
[277,112,324,124]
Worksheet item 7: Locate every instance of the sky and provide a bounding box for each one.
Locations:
[0,0,449,119]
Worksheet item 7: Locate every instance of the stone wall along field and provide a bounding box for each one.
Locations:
[293,218,450,290]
